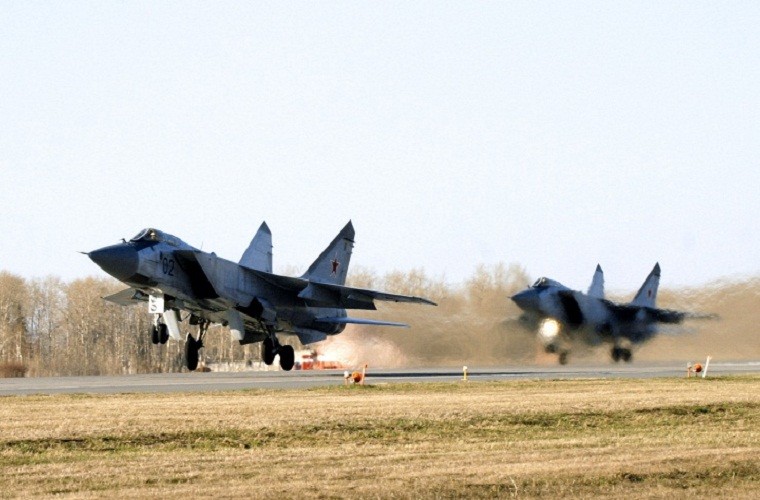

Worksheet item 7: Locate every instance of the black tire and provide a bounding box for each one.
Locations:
[621,349,632,363]
[185,335,199,371]
[558,351,569,365]
[279,345,295,371]
[151,325,160,345]
[158,324,169,344]
[262,338,276,366]
[611,347,621,362]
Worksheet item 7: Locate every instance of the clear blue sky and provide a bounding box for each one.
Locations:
[1,1,758,291]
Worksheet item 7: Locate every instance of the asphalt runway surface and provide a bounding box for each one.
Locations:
[2,361,758,396]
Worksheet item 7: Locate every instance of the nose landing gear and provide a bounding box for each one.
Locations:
[150,318,169,345]
[611,346,632,363]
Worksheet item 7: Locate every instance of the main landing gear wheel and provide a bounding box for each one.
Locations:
[158,323,169,344]
[262,335,295,372]
[279,345,295,371]
[150,325,160,345]
[185,320,209,371]
[558,350,569,365]
[185,334,199,371]
[262,338,276,366]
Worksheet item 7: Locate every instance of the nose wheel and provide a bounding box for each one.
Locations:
[150,320,169,345]
[611,346,632,363]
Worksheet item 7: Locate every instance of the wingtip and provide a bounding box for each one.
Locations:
[258,221,271,235]
[653,262,661,276]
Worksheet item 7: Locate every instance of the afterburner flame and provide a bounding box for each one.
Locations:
[538,318,561,343]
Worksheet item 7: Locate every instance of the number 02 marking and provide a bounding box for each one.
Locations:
[162,257,175,276]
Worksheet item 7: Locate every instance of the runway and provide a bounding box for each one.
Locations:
[2,361,758,396]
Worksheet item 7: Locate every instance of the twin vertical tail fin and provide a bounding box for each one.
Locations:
[302,221,355,285]
[240,222,273,273]
[631,263,660,308]
[587,264,605,298]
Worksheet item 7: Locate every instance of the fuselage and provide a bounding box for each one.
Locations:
[511,278,657,346]
[89,228,345,341]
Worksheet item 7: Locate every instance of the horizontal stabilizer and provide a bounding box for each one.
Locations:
[314,317,410,328]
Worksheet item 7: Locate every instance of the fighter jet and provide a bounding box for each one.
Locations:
[88,222,436,371]
[510,263,713,364]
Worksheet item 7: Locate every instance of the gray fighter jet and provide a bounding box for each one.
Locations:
[88,222,436,371]
[511,263,713,364]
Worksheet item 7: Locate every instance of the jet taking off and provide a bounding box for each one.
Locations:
[511,263,714,364]
[88,222,436,371]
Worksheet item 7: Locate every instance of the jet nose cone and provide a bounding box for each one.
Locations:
[511,289,539,311]
[88,244,139,281]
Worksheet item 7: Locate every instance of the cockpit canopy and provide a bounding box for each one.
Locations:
[131,228,161,242]
[130,228,183,247]
[532,277,565,289]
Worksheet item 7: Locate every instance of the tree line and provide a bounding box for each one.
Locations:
[2,265,757,377]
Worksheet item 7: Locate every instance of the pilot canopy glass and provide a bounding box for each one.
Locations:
[130,228,181,247]
[532,277,564,288]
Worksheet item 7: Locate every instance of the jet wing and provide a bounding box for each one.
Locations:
[245,269,308,292]
[313,282,437,306]
[606,302,716,325]
[314,316,410,328]
[245,270,437,309]
[103,288,149,306]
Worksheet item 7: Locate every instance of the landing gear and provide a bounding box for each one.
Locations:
[185,319,210,371]
[150,322,170,345]
[279,345,295,371]
[158,324,169,344]
[261,331,295,371]
[185,334,199,371]
[621,349,632,363]
[611,346,632,363]
[558,350,569,365]
[263,337,276,366]
[544,343,570,365]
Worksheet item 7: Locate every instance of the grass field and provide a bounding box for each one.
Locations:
[1,376,758,498]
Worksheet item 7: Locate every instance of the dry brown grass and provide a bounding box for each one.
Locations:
[1,376,759,498]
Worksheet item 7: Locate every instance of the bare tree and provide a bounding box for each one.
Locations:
[0,271,29,365]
